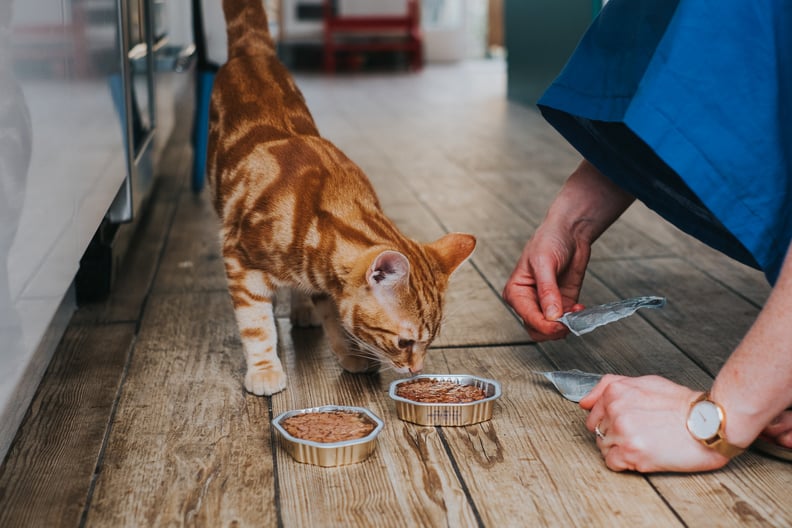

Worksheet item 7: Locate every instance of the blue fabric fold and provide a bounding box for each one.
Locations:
[538,0,792,284]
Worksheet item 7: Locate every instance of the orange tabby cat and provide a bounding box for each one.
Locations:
[208,0,476,396]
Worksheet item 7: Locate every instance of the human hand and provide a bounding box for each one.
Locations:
[580,375,733,473]
[761,409,792,449]
[502,160,634,341]
[502,222,588,341]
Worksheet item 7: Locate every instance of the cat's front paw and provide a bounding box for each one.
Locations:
[337,354,380,374]
[245,368,287,395]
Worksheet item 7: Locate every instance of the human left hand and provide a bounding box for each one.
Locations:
[579,375,734,473]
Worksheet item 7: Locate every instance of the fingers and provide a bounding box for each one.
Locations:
[502,273,570,342]
[778,431,792,449]
[762,409,792,448]
[579,374,625,410]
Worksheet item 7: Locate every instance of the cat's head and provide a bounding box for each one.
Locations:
[337,233,476,374]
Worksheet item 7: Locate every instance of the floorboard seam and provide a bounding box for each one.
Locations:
[133,178,187,335]
[78,332,139,528]
[437,428,486,528]
[269,396,285,528]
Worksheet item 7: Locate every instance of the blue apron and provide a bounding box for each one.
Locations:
[538,0,792,284]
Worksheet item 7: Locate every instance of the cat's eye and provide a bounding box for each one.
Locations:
[397,339,415,350]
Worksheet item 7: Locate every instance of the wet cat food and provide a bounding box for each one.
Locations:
[281,410,376,443]
[395,378,487,403]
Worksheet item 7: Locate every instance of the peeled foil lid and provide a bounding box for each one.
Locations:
[557,296,666,336]
[535,369,603,403]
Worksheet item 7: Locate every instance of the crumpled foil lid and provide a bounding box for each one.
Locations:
[558,296,666,336]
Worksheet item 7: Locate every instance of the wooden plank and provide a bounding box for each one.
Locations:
[85,292,277,527]
[468,235,527,295]
[379,200,448,242]
[386,151,536,240]
[435,263,529,348]
[0,323,135,527]
[433,345,683,527]
[465,168,676,265]
[274,320,700,527]
[272,320,481,528]
[151,191,227,294]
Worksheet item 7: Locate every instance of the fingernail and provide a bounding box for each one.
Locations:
[547,304,561,320]
[771,415,782,425]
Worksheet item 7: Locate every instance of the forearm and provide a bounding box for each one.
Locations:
[545,159,635,244]
[713,242,792,447]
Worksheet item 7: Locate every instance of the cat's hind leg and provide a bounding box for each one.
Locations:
[224,259,286,395]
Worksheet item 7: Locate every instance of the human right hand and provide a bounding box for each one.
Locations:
[502,220,590,341]
[502,159,634,342]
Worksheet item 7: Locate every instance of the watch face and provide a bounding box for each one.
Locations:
[687,400,722,440]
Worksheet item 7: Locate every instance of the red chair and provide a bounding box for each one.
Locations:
[322,0,423,73]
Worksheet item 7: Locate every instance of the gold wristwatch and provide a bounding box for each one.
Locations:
[686,392,745,459]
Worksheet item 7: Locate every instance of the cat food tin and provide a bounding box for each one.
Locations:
[272,405,384,467]
[388,374,502,426]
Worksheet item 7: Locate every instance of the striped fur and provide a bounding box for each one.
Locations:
[208,0,476,395]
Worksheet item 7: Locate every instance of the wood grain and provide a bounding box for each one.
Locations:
[85,292,277,527]
[0,323,135,527]
[434,345,683,527]
[151,192,227,294]
[432,262,528,348]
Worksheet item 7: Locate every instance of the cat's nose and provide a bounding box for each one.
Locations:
[408,358,424,374]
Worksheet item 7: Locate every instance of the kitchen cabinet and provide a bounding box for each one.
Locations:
[0,0,194,460]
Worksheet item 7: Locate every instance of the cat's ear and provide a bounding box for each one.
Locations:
[427,233,476,277]
[366,250,410,288]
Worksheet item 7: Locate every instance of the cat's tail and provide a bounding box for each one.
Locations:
[222,0,276,60]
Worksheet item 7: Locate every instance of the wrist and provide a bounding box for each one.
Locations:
[547,160,634,244]
[710,384,765,449]
[542,207,600,247]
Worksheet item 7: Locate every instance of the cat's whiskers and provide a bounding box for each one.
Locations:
[343,328,386,361]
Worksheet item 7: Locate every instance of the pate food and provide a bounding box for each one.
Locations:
[280,411,376,443]
[395,378,487,403]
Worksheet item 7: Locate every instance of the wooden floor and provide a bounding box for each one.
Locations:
[1,60,790,527]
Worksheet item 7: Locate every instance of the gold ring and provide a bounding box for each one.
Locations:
[595,423,605,440]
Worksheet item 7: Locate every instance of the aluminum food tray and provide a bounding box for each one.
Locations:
[389,374,502,426]
[272,405,384,467]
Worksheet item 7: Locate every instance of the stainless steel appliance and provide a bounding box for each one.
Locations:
[0,0,194,461]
